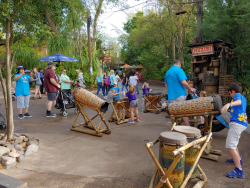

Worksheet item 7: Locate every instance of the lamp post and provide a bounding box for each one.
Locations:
[176,0,203,44]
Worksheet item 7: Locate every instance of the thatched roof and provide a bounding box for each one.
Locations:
[135,64,144,69]
[120,64,132,69]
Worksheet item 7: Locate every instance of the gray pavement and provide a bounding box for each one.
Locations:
[0,83,249,188]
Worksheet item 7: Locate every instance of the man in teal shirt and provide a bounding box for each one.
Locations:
[61,69,74,96]
[165,59,196,126]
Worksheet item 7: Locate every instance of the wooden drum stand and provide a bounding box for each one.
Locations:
[143,93,165,114]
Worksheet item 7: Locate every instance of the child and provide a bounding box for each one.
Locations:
[123,84,139,123]
[142,82,152,111]
[111,81,120,102]
[221,82,247,178]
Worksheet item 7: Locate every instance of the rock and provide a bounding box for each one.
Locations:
[27,140,38,146]
[0,163,4,170]
[29,138,36,142]
[18,155,25,162]
[19,142,27,148]
[0,141,5,146]
[9,152,21,158]
[15,145,23,151]
[14,133,20,137]
[12,143,18,147]
[0,146,10,157]
[15,136,23,144]
[1,156,16,165]
[21,136,26,139]
[4,162,16,169]
[4,142,10,147]
[6,144,14,150]
[23,138,29,142]
[25,144,39,156]
[11,148,16,153]
[16,151,24,155]
[10,141,14,144]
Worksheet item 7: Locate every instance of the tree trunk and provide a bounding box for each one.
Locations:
[92,0,103,59]
[46,12,59,35]
[196,1,203,44]
[5,19,14,140]
[171,34,175,60]
[87,10,93,90]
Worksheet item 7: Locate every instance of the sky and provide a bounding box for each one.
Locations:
[98,0,157,39]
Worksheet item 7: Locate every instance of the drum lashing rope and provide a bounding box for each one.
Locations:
[193,140,198,148]
[198,173,205,180]
[176,149,184,158]
[160,177,168,183]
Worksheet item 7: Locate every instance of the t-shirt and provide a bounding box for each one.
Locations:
[122,76,127,85]
[96,75,103,82]
[39,72,43,78]
[111,87,120,100]
[129,76,138,86]
[115,75,120,83]
[44,69,57,93]
[61,74,71,90]
[186,74,190,80]
[142,88,151,95]
[110,74,115,85]
[15,74,30,96]
[126,91,136,101]
[230,94,248,127]
[165,66,187,100]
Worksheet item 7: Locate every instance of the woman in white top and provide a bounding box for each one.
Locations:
[115,72,121,85]
[76,69,86,88]
[129,72,138,87]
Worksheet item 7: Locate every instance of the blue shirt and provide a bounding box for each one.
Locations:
[230,94,248,127]
[186,74,190,80]
[165,66,187,100]
[39,72,43,78]
[96,75,103,82]
[111,87,120,100]
[126,91,136,101]
[110,74,115,85]
[15,74,30,96]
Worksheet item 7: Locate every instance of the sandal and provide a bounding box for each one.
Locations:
[31,96,36,100]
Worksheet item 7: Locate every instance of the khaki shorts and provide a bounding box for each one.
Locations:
[171,95,186,103]
[226,122,247,149]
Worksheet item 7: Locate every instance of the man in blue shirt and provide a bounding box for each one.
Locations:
[165,59,196,126]
[15,66,33,119]
[221,82,247,178]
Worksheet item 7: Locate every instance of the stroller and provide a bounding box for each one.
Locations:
[55,89,78,116]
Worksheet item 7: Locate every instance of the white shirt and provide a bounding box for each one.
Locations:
[115,75,120,83]
[129,76,138,86]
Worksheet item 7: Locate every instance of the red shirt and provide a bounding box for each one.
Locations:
[137,74,141,83]
[44,69,57,92]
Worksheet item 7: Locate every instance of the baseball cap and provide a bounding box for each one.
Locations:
[16,66,26,73]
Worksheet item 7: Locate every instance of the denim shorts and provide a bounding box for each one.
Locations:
[47,92,57,101]
[16,95,30,109]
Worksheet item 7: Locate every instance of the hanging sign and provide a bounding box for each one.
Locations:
[191,44,214,56]
[103,56,111,63]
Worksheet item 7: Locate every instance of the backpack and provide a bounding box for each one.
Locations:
[106,76,110,85]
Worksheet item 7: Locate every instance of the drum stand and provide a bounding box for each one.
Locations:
[70,101,111,137]
[170,112,222,161]
[143,94,165,114]
[109,99,139,125]
[146,133,212,188]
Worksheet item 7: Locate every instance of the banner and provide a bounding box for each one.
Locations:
[191,44,214,56]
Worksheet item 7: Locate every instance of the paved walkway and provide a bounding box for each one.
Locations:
[0,83,250,188]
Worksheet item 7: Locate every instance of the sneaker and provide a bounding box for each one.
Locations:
[51,106,55,109]
[136,118,140,122]
[142,108,144,112]
[37,96,42,99]
[226,167,245,178]
[46,113,57,117]
[24,113,32,118]
[31,96,36,100]
[127,120,134,123]
[226,158,244,166]
[18,114,24,119]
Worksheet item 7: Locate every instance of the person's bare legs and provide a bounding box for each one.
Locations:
[34,86,39,98]
[142,100,146,109]
[47,100,53,111]
[228,148,241,168]
[24,108,28,113]
[183,117,190,126]
[130,107,134,121]
[18,109,22,114]
[134,107,139,119]
[38,86,42,97]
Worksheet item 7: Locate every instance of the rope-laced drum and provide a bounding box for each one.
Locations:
[143,92,165,114]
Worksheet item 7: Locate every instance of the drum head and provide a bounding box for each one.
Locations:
[159,131,187,145]
[146,92,162,95]
[213,95,223,115]
[173,126,201,138]
[114,98,128,102]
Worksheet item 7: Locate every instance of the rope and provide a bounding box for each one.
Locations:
[198,173,205,180]
[149,142,153,147]
[176,149,184,158]
[193,140,198,148]
[160,177,168,183]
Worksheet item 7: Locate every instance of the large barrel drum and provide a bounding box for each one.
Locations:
[159,131,187,188]
[167,95,222,115]
[73,87,109,112]
[173,126,201,179]
[146,92,161,109]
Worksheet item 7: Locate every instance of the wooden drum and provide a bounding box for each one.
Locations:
[146,92,161,109]
[73,87,109,112]
[159,132,187,188]
[114,99,129,119]
[173,126,201,179]
[167,95,222,115]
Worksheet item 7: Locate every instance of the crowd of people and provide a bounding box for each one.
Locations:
[14,59,248,178]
